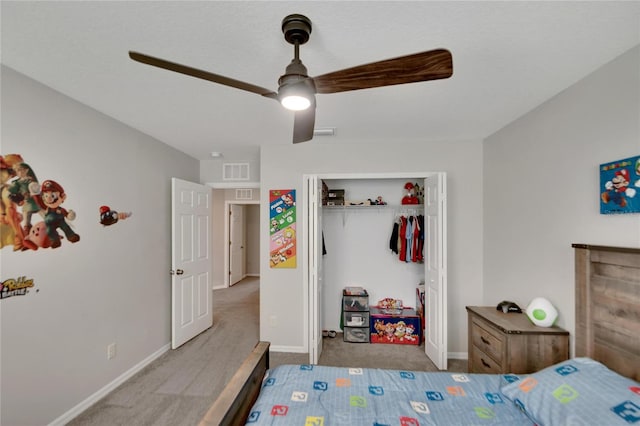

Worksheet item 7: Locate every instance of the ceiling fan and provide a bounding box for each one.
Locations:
[129,14,453,144]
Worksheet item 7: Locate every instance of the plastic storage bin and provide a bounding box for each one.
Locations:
[343,311,370,327]
[344,327,369,343]
[343,295,369,312]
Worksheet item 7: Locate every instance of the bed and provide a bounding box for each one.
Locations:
[200,244,640,426]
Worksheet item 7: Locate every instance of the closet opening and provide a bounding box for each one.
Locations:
[304,172,447,369]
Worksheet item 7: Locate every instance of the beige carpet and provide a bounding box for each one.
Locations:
[69,277,465,425]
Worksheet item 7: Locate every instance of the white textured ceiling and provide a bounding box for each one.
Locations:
[2,1,640,160]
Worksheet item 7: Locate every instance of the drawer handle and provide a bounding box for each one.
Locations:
[481,358,491,369]
[480,336,490,345]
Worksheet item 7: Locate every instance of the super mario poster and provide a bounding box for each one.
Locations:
[600,155,640,214]
[269,189,296,268]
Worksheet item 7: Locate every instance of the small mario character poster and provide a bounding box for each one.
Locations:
[269,189,296,268]
[600,155,640,214]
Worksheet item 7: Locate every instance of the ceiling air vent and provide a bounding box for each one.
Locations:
[223,163,250,181]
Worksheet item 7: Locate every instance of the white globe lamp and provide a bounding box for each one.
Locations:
[525,297,558,327]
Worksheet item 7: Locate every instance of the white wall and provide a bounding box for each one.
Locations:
[483,45,640,352]
[200,147,261,184]
[211,189,227,287]
[260,140,484,354]
[246,204,260,275]
[0,66,199,426]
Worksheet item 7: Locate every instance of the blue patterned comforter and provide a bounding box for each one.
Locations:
[245,364,534,425]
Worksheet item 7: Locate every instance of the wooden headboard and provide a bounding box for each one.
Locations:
[573,244,640,381]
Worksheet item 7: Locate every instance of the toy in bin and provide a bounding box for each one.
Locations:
[346,298,367,311]
[378,298,403,314]
[343,288,368,311]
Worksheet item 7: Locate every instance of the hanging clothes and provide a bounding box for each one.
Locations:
[398,216,408,262]
[322,232,327,255]
[405,216,414,263]
[417,215,425,262]
[411,215,420,263]
[389,219,399,254]
[390,212,424,263]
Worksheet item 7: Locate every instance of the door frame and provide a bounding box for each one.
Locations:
[224,200,260,288]
[303,175,324,364]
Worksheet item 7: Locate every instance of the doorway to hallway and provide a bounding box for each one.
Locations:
[225,200,260,287]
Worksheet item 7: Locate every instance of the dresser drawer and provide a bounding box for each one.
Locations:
[470,319,503,363]
[470,345,503,373]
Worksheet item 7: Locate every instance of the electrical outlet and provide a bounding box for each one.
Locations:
[269,315,277,327]
[107,343,116,360]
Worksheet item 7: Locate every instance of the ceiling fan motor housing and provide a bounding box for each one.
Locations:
[279,60,308,85]
[279,14,314,93]
[282,14,312,45]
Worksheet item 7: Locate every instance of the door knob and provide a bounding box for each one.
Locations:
[176,269,184,275]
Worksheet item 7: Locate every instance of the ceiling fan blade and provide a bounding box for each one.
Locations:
[129,51,278,99]
[312,49,453,94]
[292,101,316,144]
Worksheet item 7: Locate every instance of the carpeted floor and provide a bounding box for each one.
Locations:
[319,332,466,372]
[69,277,465,425]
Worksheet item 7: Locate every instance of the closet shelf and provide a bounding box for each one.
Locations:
[323,204,423,210]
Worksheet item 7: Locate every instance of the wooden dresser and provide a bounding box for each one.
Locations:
[466,306,569,374]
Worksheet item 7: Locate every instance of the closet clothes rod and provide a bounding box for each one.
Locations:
[321,204,424,227]
[395,205,424,217]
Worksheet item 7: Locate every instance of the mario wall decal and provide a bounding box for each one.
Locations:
[99,205,132,226]
[600,155,640,214]
[1,153,81,251]
[24,179,80,250]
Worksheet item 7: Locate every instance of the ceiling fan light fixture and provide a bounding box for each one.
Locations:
[281,94,311,111]
[279,82,312,111]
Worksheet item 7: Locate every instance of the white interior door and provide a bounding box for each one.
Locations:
[229,204,245,286]
[305,175,323,364]
[424,173,448,369]
[171,178,213,349]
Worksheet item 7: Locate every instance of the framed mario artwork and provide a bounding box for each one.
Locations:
[600,155,640,214]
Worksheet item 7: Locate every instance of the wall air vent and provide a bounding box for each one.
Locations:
[223,163,250,181]
[236,189,253,200]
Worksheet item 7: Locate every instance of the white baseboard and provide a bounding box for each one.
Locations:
[269,344,307,353]
[49,343,171,426]
[448,352,468,360]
